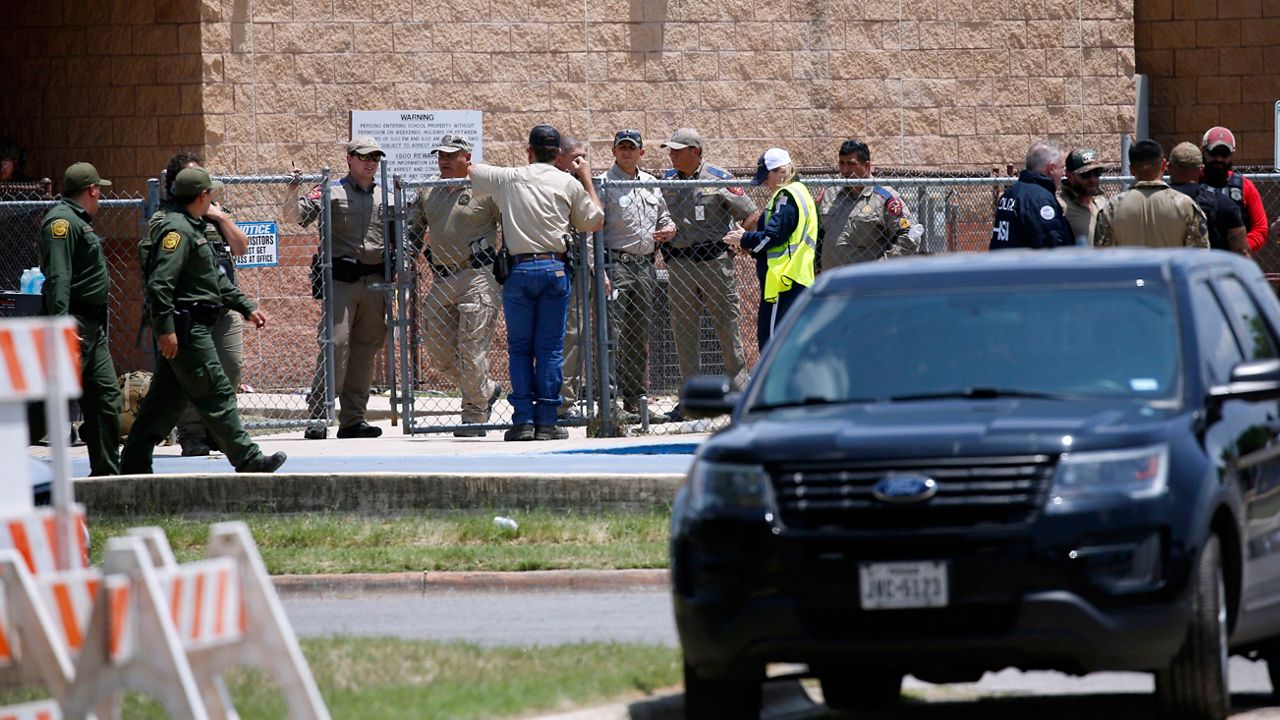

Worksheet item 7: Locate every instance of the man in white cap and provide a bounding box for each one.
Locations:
[284,136,391,440]
[1201,126,1268,253]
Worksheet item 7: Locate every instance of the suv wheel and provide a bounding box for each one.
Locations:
[682,662,761,719]
[1154,534,1229,720]
[820,671,903,710]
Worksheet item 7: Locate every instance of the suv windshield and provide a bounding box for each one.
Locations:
[754,283,1180,408]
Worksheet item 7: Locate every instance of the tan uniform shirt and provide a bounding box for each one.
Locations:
[469,163,603,255]
[664,162,757,248]
[408,186,501,267]
[1093,181,1209,249]
[599,163,672,256]
[817,183,918,268]
[297,176,388,265]
[1057,185,1102,247]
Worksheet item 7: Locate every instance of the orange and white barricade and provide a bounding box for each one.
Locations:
[0,699,61,720]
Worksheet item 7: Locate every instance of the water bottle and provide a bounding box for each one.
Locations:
[18,268,33,294]
[493,516,519,532]
[29,268,44,295]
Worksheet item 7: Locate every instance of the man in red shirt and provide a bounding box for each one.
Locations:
[1201,126,1268,254]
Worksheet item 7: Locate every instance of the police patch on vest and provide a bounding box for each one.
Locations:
[458,192,471,207]
[885,198,903,216]
[50,219,69,238]
[898,217,911,230]
[1231,188,1242,202]
[1039,205,1055,220]
[161,231,181,252]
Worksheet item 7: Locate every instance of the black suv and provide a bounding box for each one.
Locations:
[672,250,1280,720]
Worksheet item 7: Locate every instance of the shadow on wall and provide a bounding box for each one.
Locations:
[629,0,668,53]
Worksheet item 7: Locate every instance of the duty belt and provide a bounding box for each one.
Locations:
[662,243,727,261]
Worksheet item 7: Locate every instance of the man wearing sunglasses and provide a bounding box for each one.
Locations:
[1058,147,1106,247]
[1200,126,1268,253]
[284,136,391,441]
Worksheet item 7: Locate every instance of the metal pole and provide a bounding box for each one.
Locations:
[395,174,413,433]
[320,167,337,426]
[592,176,614,437]
[379,161,397,427]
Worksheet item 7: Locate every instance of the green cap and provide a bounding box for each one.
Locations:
[62,162,112,195]
[1170,142,1204,168]
[172,167,223,196]
[431,134,472,155]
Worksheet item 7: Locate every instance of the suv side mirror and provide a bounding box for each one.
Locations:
[681,376,739,419]
[1209,358,1280,403]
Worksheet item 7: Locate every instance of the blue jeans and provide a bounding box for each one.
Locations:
[503,259,571,426]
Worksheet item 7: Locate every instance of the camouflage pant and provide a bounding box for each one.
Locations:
[424,268,500,423]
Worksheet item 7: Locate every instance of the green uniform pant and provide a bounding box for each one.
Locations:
[29,314,121,476]
[306,275,387,429]
[176,309,243,446]
[607,254,658,409]
[559,277,590,415]
[666,254,748,391]
[121,323,264,473]
[424,268,499,423]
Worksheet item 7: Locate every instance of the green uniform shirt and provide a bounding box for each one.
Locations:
[39,198,110,315]
[146,207,255,334]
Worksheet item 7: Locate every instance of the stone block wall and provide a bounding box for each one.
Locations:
[1137,0,1280,165]
[200,0,1138,177]
[0,0,206,193]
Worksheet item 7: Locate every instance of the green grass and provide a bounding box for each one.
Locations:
[3,638,682,719]
[88,510,671,574]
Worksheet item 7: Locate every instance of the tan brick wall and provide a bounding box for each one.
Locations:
[1137,0,1279,165]
[0,0,206,193]
[198,0,1137,175]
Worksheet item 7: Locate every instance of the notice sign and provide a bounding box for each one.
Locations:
[233,221,279,268]
[350,110,484,184]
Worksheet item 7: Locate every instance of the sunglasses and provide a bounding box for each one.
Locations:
[350,152,382,162]
[1206,147,1232,159]
[614,129,642,143]
[1078,169,1104,179]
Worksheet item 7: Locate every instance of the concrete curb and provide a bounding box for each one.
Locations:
[76,472,683,515]
[272,569,671,598]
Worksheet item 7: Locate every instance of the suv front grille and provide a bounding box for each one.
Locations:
[771,455,1057,531]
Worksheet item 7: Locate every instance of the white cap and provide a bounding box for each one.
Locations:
[751,148,793,185]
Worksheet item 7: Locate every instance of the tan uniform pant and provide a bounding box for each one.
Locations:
[424,268,500,423]
[559,276,593,416]
[666,254,747,390]
[307,275,387,429]
[177,309,243,445]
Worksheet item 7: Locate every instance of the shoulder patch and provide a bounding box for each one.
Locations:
[898,217,911,230]
[704,166,732,180]
[663,169,679,179]
[161,231,181,252]
[50,219,69,238]
[884,197,903,217]
[1039,205,1056,221]
[871,186,893,201]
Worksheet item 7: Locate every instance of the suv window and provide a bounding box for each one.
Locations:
[1191,279,1243,384]
[1215,275,1278,361]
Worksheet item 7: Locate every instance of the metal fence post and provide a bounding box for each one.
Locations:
[592,175,615,438]
[320,166,336,427]
[378,161,397,428]
[394,175,414,433]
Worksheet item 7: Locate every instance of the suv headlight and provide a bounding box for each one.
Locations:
[688,460,776,516]
[1047,444,1168,513]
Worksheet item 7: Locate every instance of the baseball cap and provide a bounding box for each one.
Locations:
[171,167,224,196]
[346,136,385,157]
[613,129,643,148]
[1065,147,1104,174]
[431,134,472,155]
[750,148,792,186]
[62,162,112,195]
[1169,142,1204,168]
[529,124,561,149]
[660,128,703,150]
[1201,126,1236,153]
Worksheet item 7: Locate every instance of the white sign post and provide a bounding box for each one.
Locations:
[351,110,484,184]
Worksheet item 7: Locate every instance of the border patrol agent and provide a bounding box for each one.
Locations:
[408,134,503,437]
[1094,139,1209,249]
[724,148,816,350]
[660,128,758,414]
[817,139,919,270]
[35,162,121,476]
[121,168,286,474]
[287,136,390,440]
[989,139,1073,250]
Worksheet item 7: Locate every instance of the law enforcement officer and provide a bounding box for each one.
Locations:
[1094,139,1208,249]
[553,136,593,423]
[35,162,121,476]
[599,129,675,422]
[817,139,918,270]
[661,128,758,419]
[1058,147,1106,247]
[407,134,503,437]
[1201,126,1268,253]
[468,124,604,441]
[121,167,285,474]
[1168,142,1247,255]
[989,139,1073,250]
[284,136,390,440]
[153,152,254,457]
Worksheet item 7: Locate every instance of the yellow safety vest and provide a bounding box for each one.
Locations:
[763,181,817,303]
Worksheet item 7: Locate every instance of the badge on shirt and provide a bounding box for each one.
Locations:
[161,231,181,252]
[1039,205,1055,220]
[694,205,705,221]
[458,192,472,207]
[885,198,903,216]
[50,219,69,238]
[619,195,632,208]
[1230,188,1242,202]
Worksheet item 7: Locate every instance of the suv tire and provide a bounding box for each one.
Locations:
[682,662,760,719]
[820,671,902,710]
[1154,534,1229,720]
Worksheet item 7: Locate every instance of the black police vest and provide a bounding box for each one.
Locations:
[1211,174,1249,231]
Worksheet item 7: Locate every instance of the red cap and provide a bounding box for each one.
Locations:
[1201,126,1236,153]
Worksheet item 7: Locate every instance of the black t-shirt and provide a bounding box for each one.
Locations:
[1170,182,1243,251]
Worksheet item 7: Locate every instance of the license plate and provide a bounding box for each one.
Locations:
[859,561,949,610]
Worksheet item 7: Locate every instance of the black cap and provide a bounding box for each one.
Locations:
[529,124,561,149]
